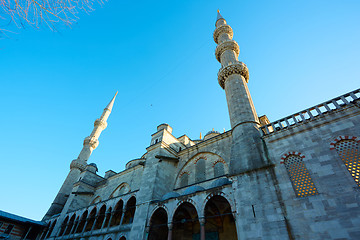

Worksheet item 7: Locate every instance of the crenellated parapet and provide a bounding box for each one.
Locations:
[218,61,249,89]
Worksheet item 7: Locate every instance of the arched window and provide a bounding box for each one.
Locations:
[180,173,189,188]
[148,208,168,240]
[195,159,206,183]
[334,138,360,186]
[283,154,318,197]
[122,197,136,224]
[214,162,225,178]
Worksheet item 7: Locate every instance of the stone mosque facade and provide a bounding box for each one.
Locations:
[40,12,360,240]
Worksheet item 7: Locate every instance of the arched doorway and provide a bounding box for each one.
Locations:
[148,208,168,240]
[122,197,136,224]
[95,205,107,229]
[110,200,123,226]
[172,202,200,240]
[204,195,237,240]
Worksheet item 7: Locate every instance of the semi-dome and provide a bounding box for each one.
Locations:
[183,185,205,195]
[210,178,232,188]
[161,192,180,201]
[86,163,98,173]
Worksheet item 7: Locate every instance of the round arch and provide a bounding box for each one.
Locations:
[148,207,168,240]
[172,202,200,240]
[204,195,237,239]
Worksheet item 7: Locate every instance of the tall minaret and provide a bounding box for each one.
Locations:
[43,92,118,220]
[214,11,267,174]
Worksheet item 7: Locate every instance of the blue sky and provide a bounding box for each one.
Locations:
[0,0,359,220]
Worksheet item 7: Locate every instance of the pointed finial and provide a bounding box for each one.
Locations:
[105,91,118,112]
[223,128,225,133]
[200,132,202,139]
[216,9,224,22]
[212,128,214,131]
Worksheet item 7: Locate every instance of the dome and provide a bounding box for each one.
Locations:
[210,178,232,188]
[86,163,98,173]
[161,192,180,201]
[183,185,205,195]
[204,130,221,140]
[206,130,220,135]
[89,163,97,168]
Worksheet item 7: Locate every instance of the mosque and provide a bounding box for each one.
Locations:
[40,11,360,240]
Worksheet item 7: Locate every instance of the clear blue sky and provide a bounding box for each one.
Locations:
[0,0,359,220]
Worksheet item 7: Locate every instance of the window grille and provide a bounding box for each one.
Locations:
[284,155,318,197]
[214,162,225,178]
[195,159,206,182]
[334,139,360,187]
[180,173,189,188]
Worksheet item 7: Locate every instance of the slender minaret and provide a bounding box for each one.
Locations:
[43,92,118,220]
[214,11,267,174]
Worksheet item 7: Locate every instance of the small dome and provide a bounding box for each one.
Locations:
[162,192,180,201]
[206,130,220,135]
[210,178,232,188]
[89,163,97,168]
[86,163,98,173]
[203,130,220,140]
[183,185,205,195]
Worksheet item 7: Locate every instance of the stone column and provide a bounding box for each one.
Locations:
[101,212,109,229]
[119,206,126,225]
[23,226,32,240]
[106,212,115,229]
[81,219,89,233]
[199,218,205,240]
[69,221,77,235]
[167,222,173,240]
[90,216,98,232]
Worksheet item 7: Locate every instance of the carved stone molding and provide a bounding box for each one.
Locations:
[70,160,86,171]
[213,25,233,44]
[83,136,99,149]
[94,119,107,129]
[215,40,239,62]
[218,62,249,89]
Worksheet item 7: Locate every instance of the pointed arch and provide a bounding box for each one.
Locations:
[64,214,76,235]
[110,200,123,227]
[122,196,136,225]
[110,183,131,198]
[76,210,88,233]
[95,204,107,229]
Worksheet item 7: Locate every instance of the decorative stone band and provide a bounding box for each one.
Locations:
[213,25,233,44]
[218,61,249,89]
[329,135,360,150]
[215,40,240,62]
[70,159,86,171]
[83,136,99,149]
[280,151,305,164]
[94,119,107,129]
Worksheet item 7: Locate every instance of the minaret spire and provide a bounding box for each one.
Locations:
[213,12,268,174]
[77,91,118,163]
[43,92,118,220]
